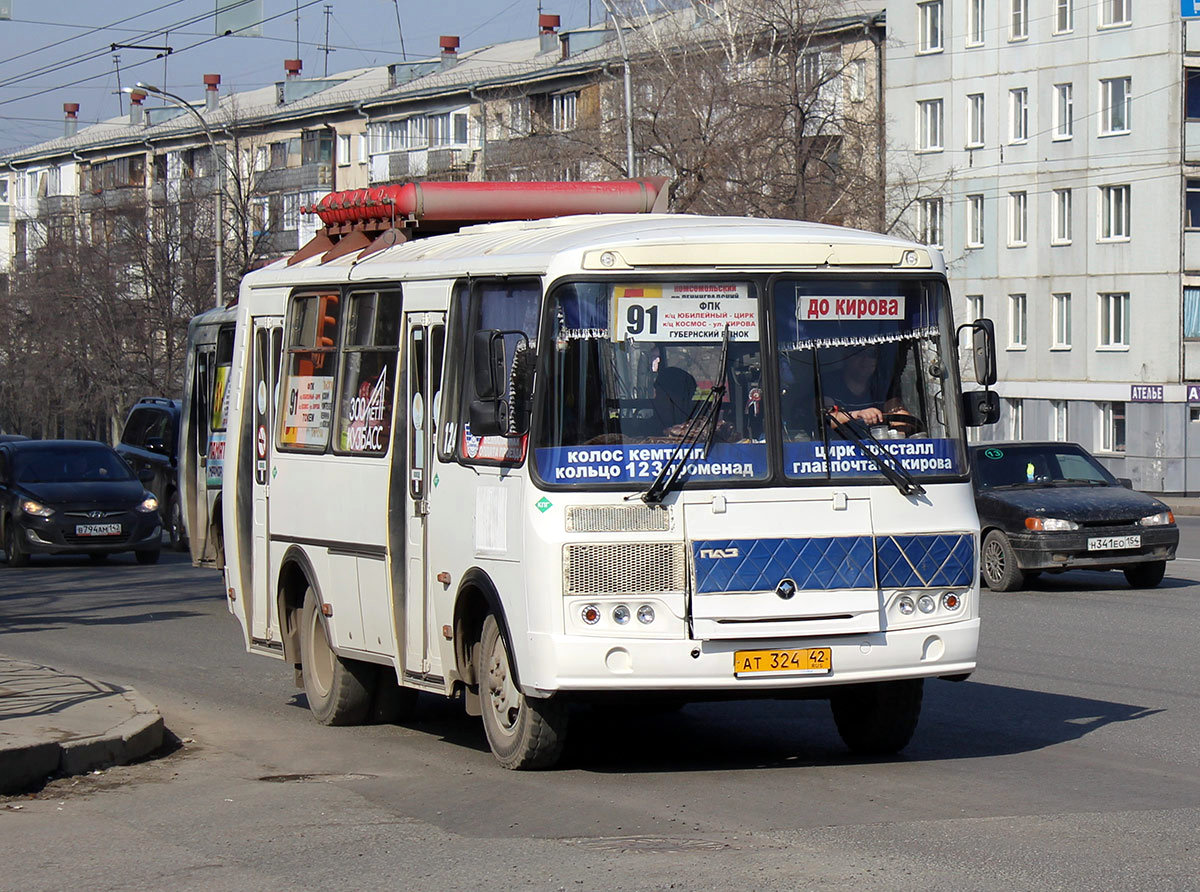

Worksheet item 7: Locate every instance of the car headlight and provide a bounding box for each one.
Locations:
[21,499,54,517]
[1139,511,1174,526]
[136,495,159,513]
[1025,516,1079,531]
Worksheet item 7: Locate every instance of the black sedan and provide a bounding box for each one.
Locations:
[0,439,162,565]
[970,442,1178,592]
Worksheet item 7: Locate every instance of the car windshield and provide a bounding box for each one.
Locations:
[12,446,135,484]
[973,444,1116,489]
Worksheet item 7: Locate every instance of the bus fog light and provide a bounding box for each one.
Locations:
[637,604,655,624]
[581,604,601,625]
[917,594,936,614]
[897,596,916,615]
[942,592,962,611]
[612,604,631,625]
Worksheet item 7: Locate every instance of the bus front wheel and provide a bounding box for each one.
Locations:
[300,588,375,725]
[476,613,567,769]
[830,678,924,755]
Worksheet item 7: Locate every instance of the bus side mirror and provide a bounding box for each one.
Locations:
[506,341,535,437]
[469,330,509,438]
[971,318,997,386]
[962,390,1000,427]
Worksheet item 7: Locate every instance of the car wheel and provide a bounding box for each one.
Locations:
[299,587,376,725]
[166,493,187,552]
[1123,560,1166,589]
[4,521,29,567]
[135,548,160,565]
[477,612,568,769]
[830,678,924,755]
[981,530,1025,592]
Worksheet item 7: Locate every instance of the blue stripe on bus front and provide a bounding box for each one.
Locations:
[691,533,974,593]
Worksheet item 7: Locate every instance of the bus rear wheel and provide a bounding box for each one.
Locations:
[477,613,567,769]
[300,588,375,725]
[830,678,924,755]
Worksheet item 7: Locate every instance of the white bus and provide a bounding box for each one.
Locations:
[187,180,999,769]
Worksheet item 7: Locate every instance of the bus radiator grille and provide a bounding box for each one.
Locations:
[565,505,671,533]
[563,542,687,596]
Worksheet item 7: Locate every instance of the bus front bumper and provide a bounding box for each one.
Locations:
[522,618,979,695]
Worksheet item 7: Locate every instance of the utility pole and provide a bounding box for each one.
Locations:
[321,4,334,76]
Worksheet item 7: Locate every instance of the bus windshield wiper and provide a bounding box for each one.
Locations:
[636,328,731,504]
[826,411,926,497]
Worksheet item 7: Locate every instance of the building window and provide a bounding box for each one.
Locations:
[1052,189,1072,244]
[1100,0,1130,27]
[1100,401,1126,453]
[1099,185,1131,240]
[1053,83,1073,139]
[919,197,944,248]
[967,93,985,147]
[1184,286,1200,338]
[1055,0,1074,32]
[553,91,578,131]
[918,0,944,52]
[1009,88,1029,142]
[1052,293,1072,348]
[1008,398,1024,439]
[1098,292,1130,349]
[1188,70,1200,120]
[848,59,867,102]
[1051,400,1068,440]
[1009,191,1028,245]
[968,0,986,45]
[917,99,944,151]
[1100,77,1131,134]
[966,194,985,247]
[428,113,454,146]
[967,294,984,322]
[1010,0,1028,39]
[1009,293,1027,347]
[337,133,351,166]
[1187,180,1200,228]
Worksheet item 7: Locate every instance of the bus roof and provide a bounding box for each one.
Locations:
[242,213,943,290]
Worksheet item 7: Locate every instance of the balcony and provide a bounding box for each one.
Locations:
[255,163,332,193]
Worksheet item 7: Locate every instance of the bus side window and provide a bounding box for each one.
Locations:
[437,281,470,462]
[455,278,541,464]
[333,290,401,456]
[279,291,341,452]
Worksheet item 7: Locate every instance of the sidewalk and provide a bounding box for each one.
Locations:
[1162,496,1200,516]
[0,657,163,794]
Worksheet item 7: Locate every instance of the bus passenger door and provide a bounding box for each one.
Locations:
[402,312,445,677]
[250,319,283,643]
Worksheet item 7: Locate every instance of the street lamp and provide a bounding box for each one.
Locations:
[129,82,224,309]
[599,0,635,177]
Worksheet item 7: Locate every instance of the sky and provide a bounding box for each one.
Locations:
[0,0,608,153]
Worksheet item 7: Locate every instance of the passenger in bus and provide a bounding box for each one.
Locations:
[645,365,741,443]
[822,346,916,436]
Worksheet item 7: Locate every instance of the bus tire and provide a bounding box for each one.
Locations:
[830,678,924,755]
[166,493,188,552]
[477,613,567,769]
[300,588,375,726]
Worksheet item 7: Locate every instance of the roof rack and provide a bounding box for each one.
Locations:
[289,177,669,266]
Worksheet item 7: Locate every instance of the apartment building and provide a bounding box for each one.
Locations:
[888,0,1200,493]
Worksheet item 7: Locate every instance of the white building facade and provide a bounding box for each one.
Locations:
[888,0,1200,494]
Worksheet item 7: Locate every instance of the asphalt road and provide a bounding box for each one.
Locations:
[2,522,1200,890]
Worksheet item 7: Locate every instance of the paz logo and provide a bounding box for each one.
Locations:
[536,497,553,513]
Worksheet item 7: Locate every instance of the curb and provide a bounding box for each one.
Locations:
[0,682,164,795]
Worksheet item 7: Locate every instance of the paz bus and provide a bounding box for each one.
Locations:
[181,178,999,769]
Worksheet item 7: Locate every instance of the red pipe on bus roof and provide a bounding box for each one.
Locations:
[306,177,669,228]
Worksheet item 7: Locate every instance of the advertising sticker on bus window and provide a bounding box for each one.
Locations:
[341,367,389,453]
[211,364,231,431]
[612,284,758,342]
[797,294,906,322]
[281,375,334,446]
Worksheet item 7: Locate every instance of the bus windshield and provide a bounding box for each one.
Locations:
[532,277,965,489]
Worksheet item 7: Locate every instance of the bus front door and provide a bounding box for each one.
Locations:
[401,312,446,680]
[249,318,283,644]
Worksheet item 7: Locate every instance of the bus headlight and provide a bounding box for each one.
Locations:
[917,594,937,614]
[897,595,916,615]
[637,604,655,624]
[612,604,631,625]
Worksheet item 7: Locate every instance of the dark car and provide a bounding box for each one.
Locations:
[115,397,185,550]
[0,434,28,442]
[970,442,1178,592]
[0,439,162,566]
